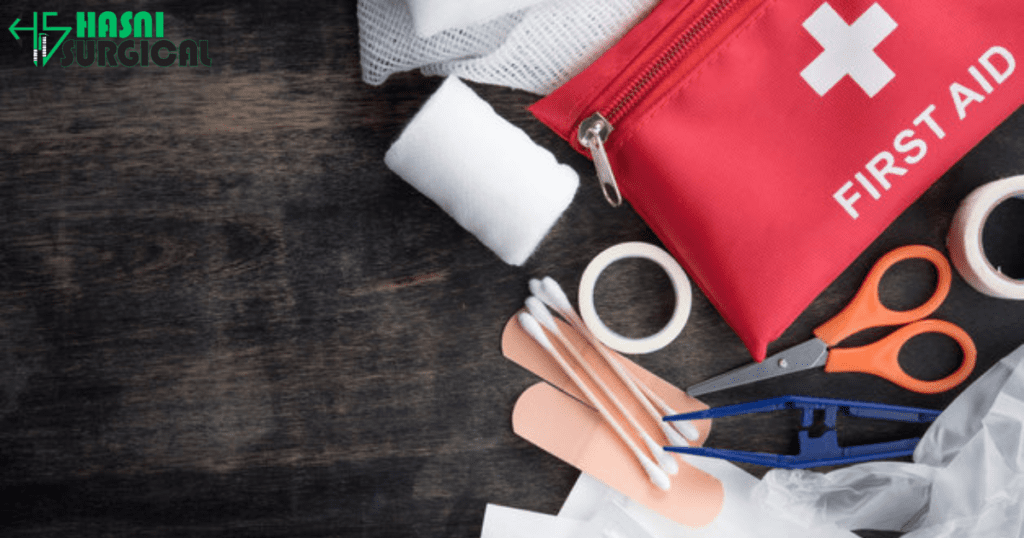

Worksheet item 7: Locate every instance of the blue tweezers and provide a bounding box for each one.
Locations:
[663,395,941,469]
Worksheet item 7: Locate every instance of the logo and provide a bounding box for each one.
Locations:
[8,11,211,67]
[800,3,896,97]
[8,12,70,66]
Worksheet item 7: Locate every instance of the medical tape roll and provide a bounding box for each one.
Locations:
[578,242,692,354]
[947,175,1024,300]
[384,76,579,266]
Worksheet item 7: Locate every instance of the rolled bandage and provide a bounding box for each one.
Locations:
[405,0,548,37]
[947,175,1024,300]
[385,76,578,266]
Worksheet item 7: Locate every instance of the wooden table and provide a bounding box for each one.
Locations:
[2,2,1022,537]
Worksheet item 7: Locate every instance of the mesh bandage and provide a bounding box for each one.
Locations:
[358,0,658,95]
[405,0,550,37]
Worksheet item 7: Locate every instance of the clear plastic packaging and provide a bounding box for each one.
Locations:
[755,344,1024,537]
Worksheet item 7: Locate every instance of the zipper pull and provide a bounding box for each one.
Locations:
[578,113,622,207]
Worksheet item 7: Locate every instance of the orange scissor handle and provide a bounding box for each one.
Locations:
[814,245,953,346]
[824,319,976,393]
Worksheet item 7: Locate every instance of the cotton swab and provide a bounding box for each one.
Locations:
[541,276,700,442]
[525,297,678,476]
[628,372,701,442]
[533,277,700,443]
[530,278,687,447]
[518,312,671,491]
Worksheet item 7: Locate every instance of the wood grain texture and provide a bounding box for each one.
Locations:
[1,2,1022,537]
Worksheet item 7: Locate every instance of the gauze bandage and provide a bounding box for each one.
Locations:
[384,76,578,266]
[357,0,658,94]
[404,0,548,38]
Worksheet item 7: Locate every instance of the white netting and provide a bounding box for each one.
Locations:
[357,0,525,86]
[357,0,659,95]
[404,0,550,37]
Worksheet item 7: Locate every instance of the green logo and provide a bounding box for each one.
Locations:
[8,11,211,67]
[8,12,71,66]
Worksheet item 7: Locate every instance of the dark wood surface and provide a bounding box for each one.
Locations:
[2,2,1023,536]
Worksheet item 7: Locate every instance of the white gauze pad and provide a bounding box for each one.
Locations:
[384,76,578,266]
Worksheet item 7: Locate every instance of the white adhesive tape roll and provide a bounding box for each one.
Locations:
[947,175,1024,300]
[578,242,692,354]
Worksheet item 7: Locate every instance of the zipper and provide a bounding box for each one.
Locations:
[578,0,742,206]
[577,113,620,206]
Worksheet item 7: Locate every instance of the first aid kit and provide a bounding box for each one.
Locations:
[530,0,1024,360]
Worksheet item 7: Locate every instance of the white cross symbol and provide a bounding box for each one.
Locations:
[800,3,897,97]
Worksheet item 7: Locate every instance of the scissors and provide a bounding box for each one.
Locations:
[687,245,977,396]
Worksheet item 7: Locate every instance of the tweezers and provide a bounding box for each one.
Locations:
[663,395,940,469]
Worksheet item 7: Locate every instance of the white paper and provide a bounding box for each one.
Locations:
[567,498,660,538]
[481,504,584,538]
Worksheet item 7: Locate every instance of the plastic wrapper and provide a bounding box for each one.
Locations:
[755,344,1024,537]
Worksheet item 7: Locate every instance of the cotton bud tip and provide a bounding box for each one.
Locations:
[641,457,671,491]
[525,296,558,334]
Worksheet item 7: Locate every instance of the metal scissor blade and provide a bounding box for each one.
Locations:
[686,339,829,397]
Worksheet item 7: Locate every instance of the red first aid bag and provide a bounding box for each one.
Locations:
[531,0,1024,361]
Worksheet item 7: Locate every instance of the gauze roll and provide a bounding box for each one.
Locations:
[358,0,658,94]
[420,0,658,95]
[405,0,548,37]
[358,0,523,86]
[384,76,578,266]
